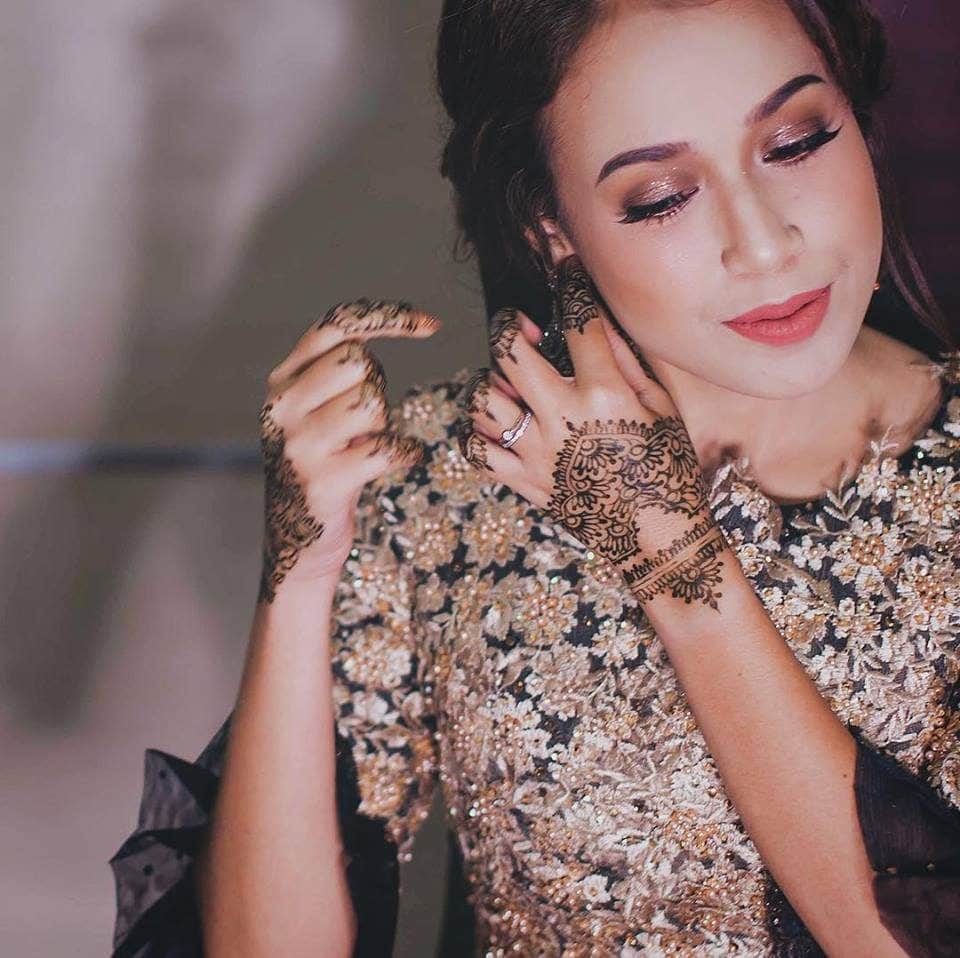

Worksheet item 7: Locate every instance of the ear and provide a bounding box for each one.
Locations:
[523,214,576,270]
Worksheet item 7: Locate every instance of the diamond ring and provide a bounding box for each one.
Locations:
[499,408,532,449]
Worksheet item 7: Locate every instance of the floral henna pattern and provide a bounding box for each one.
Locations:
[457,417,491,471]
[490,309,521,366]
[462,367,498,423]
[556,257,604,334]
[258,403,326,604]
[544,416,727,609]
[620,519,729,610]
[318,298,432,335]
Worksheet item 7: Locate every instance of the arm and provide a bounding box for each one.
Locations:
[454,255,958,954]
[109,299,441,958]
[640,549,909,956]
[196,575,357,957]
[853,728,960,957]
[109,590,404,958]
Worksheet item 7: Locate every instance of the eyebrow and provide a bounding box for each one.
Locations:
[595,73,826,185]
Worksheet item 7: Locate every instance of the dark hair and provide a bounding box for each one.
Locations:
[436,0,955,352]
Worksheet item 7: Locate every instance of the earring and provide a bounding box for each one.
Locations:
[539,264,575,377]
[873,280,882,292]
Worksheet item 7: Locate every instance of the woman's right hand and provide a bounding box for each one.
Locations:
[256,298,441,603]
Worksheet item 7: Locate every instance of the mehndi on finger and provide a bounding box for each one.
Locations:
[335,340,387,394]
[456,416,492,471]
[366,431,427,467]
[489,308,522,366]
[462,367,498,422]
[556,256,605,335]
[317,297,436,335]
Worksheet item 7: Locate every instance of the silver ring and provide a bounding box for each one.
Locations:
[499,408,532,449]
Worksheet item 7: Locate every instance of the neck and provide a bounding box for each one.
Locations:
[646,326,882,494]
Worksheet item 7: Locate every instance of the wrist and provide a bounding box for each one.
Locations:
[614,514,737,613]
[257,555,345,607]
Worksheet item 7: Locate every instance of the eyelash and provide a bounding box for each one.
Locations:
[618,123,844,226]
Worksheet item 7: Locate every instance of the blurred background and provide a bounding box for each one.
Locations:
[0,1,956,955]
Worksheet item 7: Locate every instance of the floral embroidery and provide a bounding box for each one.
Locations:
[329,350,960,953]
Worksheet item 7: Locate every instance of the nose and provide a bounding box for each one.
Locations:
[719,177,804,277]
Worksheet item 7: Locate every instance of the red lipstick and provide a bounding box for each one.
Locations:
[723,286,831,345]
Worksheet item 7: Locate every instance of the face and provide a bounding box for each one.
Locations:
[539,0,884,399]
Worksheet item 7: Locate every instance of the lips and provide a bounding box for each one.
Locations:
[724,286,829,326]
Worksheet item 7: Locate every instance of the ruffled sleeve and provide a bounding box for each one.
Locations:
[108,460,441,957]
[854,735,960,957]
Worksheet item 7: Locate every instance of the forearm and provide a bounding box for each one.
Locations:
[640,545,907,958]
[198,576,356,958]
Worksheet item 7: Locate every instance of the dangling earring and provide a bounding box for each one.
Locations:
[538,263,574,377]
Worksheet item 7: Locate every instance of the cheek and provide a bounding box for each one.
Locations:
[565,216,707,337]
[788,128,883,273]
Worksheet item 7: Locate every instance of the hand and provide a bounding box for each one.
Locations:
[258,299,440,603]
[456,256,730,610]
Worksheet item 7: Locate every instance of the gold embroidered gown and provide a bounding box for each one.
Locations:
[110,348,960,957]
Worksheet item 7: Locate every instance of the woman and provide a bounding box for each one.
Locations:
[109,0,960,955]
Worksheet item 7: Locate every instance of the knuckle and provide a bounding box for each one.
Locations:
[584,383,625,408]
[317,297,427,336]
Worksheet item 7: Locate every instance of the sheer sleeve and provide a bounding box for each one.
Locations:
[852,683,960,958]
[108,462,440,958]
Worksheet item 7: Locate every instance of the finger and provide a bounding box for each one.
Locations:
[342,430,427,483]
[275,339,386,419]
[270,299,440,386]
[555,255,619,388]
[455,414,529,482]
[299,379,390,457]
[488,307,562,416]
[461,366,539,444]
[601,317,673,415]
[490,367,520,402]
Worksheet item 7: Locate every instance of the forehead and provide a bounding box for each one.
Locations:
[547,0,829,153]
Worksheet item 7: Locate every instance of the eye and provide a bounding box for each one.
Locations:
[763,123,843,165]
[618,188,699,226]
[617,124,843,227]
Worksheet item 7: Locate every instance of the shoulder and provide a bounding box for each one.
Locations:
[362,367,484,523]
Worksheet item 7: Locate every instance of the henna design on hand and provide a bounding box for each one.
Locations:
[366,431,426,467]
[456,417,492,471]
[318,298,432,335]
[462,367,499,423]
[347,379,388,414]
[490,309,521,366]
[619,518,728,610]
[556,257,604,334]
[258,403,326,604]
[544,416,728,610]
[336,340,387,394]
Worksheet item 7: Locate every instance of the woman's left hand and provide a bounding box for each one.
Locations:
[456,254,731,610]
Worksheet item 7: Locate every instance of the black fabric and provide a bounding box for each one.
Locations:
[756,734,960,957]
[854,738,960,957]
[109,718,400,957]
[435,831,477,957]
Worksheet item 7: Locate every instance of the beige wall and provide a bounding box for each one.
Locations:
[0,1,482,954]
[4,2,958,956]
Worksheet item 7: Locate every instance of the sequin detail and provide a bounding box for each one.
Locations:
[330,350,960,954]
